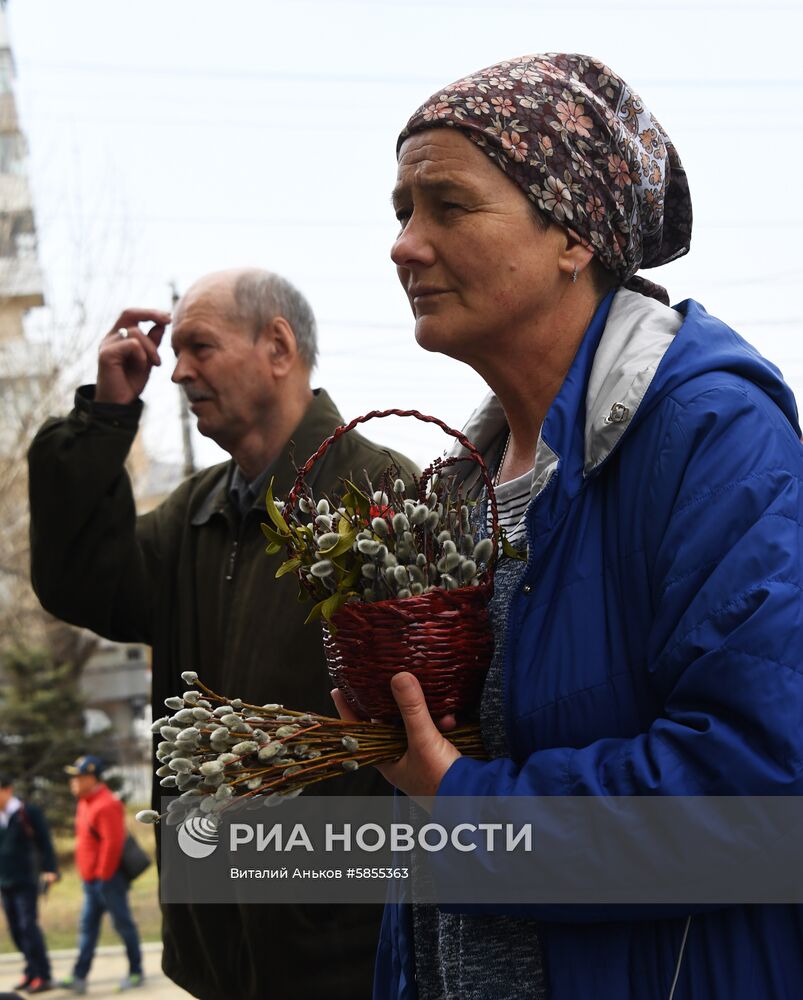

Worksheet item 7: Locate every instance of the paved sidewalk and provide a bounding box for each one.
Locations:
[0,943,193,999]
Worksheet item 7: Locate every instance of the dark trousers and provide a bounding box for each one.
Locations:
[74,873,142,980]
[1,882,51,980]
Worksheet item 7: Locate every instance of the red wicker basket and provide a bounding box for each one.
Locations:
[285,409,499,722]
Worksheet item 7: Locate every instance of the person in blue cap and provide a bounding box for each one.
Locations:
[59,757,143,994]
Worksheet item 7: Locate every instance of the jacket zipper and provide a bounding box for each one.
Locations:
[220,522,245,667]
[667,916,691,1000]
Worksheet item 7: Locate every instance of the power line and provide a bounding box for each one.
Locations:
[705,267,802,288]
[733,318,803,327]
[27,210,803,231]
[21,110,392,131]
[17,58,803,90]
[23,106,803,133]
[290,0,799,8]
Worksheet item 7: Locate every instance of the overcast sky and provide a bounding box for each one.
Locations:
[7,0,803,468]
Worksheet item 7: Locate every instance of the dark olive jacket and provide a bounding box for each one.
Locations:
[28,386,418,1000]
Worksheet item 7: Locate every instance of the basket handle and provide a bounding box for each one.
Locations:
[284,408,499,559]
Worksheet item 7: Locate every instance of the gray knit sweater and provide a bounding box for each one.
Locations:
[411,475,547,999]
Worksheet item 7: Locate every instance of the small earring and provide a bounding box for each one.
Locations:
[571,265,578,284]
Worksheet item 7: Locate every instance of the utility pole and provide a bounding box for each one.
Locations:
[170,281,196,478]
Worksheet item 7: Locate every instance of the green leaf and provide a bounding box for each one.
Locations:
[500,531,526,561]
[260,522,288,547]
[343,479,371,518]
[263,541,283,556]
[337,512,353,536]
[320,591,348,621]
[303,589,349,625]
[304,599,325,624]
[340,492,358,519]
[264,480,291,535]
[275,557,302,579]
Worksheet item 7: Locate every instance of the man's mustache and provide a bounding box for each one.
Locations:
[183,387,214,403]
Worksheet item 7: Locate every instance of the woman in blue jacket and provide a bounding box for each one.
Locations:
[334,53,803,999]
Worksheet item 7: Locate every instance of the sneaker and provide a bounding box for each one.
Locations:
[57,976,87,995]
[26,978,53,994]
[117,973,144,991]
[14,976,32,991]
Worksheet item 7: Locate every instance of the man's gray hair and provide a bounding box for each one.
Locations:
[232,270,318,369]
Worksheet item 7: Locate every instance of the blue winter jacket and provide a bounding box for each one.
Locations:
[374,289,803,1000]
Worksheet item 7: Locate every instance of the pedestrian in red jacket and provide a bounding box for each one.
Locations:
[59,757,143,995]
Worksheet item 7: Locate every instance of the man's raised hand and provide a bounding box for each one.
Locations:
[95,309,171,404]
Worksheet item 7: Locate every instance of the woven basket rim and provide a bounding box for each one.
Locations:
[285,408,499,565]
[327,579,492,618]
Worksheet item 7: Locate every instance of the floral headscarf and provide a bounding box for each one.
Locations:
[398,53,692,294]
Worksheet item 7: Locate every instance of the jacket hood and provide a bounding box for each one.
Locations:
[457,288,800,496]
[636,295,799,434]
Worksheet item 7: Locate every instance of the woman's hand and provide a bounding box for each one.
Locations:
[331,672,462,802]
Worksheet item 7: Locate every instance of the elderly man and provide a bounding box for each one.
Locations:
[28,269,418,1000]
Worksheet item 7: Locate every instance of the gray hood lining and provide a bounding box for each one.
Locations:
[583,288,682,475]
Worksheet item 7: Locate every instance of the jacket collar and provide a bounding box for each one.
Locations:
[191,388,346,526]
[454,288,682,498]
[79,782,108,805]
[583,289,682,475]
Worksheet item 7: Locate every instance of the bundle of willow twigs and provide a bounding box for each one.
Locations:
[136,672,485,826]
